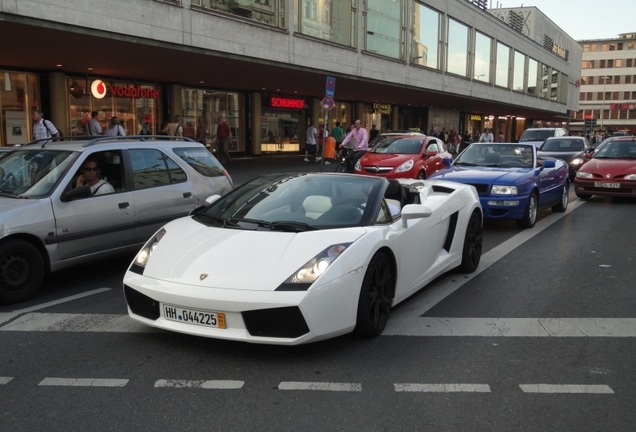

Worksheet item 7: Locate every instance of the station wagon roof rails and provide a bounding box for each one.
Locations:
[83,135,198,147]
[23,135,97,148]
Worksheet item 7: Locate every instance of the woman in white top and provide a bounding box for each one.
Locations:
[103,116,126,136]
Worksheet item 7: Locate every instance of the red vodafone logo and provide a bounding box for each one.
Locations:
[91,80,107,99]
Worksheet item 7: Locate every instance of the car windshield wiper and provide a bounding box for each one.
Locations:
[228,217,271,227]
[454,161,478,166]
[269,221,317,232]
[195,213,240,228]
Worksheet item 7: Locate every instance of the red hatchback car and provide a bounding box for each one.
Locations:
[354,133,451,179]
[574,136,636,199]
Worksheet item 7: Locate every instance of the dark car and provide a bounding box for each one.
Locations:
[537,136,590,180]
[519,127,568,148]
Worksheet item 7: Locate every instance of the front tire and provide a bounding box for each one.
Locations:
[354,252,394,337]
[516,192,538,229]
[458,210,482,273]
[551,180,569,212]
[0,240,45,304]
[417,170,426,180]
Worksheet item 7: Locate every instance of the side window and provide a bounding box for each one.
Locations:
[72,150,124,196]
[374,200,392,224]
[129,149,187,190]
[427,142,439,153]
[172,147,225,177]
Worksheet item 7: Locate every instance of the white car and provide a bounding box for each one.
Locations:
[124,173,483,345]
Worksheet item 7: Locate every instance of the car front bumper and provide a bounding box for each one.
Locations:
[574,179,636,197]
[479,195,530,220]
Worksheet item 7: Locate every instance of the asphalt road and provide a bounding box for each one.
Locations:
[1,156,635,432]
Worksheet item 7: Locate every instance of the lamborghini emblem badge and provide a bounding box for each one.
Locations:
[200,273,209,281]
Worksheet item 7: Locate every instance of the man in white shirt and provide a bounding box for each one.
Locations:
[31,109,60,143]
[304,121,318,162]
[75,157,115,196]
[479,128,494,143]
[86,111,103,136]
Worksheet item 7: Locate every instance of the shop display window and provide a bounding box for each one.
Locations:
[1,72,38,146]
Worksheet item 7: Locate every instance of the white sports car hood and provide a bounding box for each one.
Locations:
[141,217,367,291]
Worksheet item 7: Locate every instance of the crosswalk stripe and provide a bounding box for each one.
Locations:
[3,313,636,338]
[155,379,244,389]
[0,377,14,385]
[395,383,491,393]
[278,382,362,392]
[383,317,636,337]
[519,384,614,394]
[39,378,129,387]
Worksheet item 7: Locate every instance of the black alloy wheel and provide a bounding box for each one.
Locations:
[516,192,538,229]
[354,252,394,337]
[552,180,569,212]
[0,240,45,304]
[458,210,483,273]
[417,170,426,180]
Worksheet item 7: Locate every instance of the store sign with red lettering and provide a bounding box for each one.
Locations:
[270,97,305,109]
[91,80,159,99]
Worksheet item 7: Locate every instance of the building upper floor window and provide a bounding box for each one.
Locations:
[411,3,440,69]
[295,0,356,48]
[193,0,285,29]
[363,0,405,60]
[446,18,469,76]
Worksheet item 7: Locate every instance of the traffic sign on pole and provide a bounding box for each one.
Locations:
[325,76,336,97]
[322,96,335,110]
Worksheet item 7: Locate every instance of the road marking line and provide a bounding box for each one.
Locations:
[278,382,362,392]
[155,379,244,389]
[39,378,128,387]
[1,313,158,332]
[383,317,636,337]
[519,384,614,394]
[395,383,491,393]
[0,377,14,385]
[391,199,586,319]
[7,288,112,315]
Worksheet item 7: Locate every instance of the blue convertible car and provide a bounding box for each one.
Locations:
[429,143,569,228]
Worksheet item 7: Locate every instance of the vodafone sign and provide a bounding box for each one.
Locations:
[90,80,159,99]
[91,80,107,99]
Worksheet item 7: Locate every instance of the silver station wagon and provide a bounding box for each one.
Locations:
[0,136,233,304]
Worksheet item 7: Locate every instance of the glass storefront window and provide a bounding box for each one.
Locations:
[512,51,525,92]
[294,0,356,48]
[364,0,404,60]
[559,73,568,104]
[495,42,510,88]
[527,58,538,96]
[193,0,285,28]
[67,77,159,137]
[182,88,244,152]
[260,110,300,152]
[446,18,468,77]
[411,3,439,69]
[1,71,38,146]
[474,32,491,82]
[550,69,559,101]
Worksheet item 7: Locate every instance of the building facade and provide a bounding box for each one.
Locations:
[0,0,581,153]
[571,32,636,135]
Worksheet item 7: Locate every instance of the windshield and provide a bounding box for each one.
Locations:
[454,144,535,168]
[595,141,636,159]
[194,173,382,230]
[0,149,77,197]
[370,137,424,154]
[540,139,584,152]
[520,129,554,142]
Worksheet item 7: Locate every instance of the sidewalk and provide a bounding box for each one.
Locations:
[223,153,335,186]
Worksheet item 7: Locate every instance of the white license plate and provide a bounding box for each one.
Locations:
[594,182,620,189]
[163,304,226,329]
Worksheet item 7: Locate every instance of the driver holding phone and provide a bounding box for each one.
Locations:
[76,157,114,196]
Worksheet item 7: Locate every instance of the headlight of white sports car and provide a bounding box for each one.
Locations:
[625,174,636,180]
[570,158,584,165]
[278,243,351,290]
[133,228,166,267]
[491,185,518,195]
[395,159,414,173]
[576,171,593,179]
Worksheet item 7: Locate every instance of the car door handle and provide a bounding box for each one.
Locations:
[183,192,192,198]
[118,202,130,209]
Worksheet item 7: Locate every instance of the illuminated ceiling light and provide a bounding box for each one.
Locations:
[200,81,204,84]
[87,67,94,71]
[276,89,280,92]
[56,64,63,67]
[262,87,266,90]
[516,117,526,120]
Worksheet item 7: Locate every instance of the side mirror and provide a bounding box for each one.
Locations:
[205,194,221,205]
[60,185,91,202]
[427,150,436,158]
[442,157,453,166]
[541,159,556,169]
[401,204,433,228]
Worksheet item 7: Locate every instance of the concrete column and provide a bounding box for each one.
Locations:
[311,98,321,126]
[168,84,182,122]
[356,102,365,122]
[251,92,262,155]
[392,105,399,131]
[48,72,67,134]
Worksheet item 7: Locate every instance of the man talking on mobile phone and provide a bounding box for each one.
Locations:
[76,157,114,196]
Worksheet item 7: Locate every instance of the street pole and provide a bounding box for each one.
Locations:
[600,75,609,133]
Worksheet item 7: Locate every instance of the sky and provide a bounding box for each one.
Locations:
[494,0,634,40]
